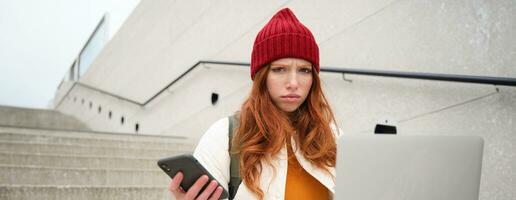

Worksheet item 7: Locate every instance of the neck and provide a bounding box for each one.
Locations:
[284,110,299,124]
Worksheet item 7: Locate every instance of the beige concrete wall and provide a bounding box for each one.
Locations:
[54,0,515,199]
[77,0,289,103]
[56,83,143,133]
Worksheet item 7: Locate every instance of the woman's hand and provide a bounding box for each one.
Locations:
[168,172,224,200]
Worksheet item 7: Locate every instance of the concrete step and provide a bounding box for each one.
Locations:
[0,126,195,145]
[0,152,162,170]
[0,185,171,200]
[0,131,192,150]
[0,140,192,158]
[0,105,90,131]
[0,165,170,186]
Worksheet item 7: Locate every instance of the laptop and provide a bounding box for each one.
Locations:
[335,135,484,200]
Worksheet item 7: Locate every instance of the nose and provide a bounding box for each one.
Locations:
[286,71,299,90]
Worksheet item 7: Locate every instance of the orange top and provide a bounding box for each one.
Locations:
[285,143,330,200]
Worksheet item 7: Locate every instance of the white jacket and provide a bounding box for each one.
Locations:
[193,117,341,200]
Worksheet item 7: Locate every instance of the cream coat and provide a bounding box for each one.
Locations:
[193,117,341,200]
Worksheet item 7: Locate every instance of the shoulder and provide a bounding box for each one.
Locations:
[205,117,229,137]
[194,117,230,151]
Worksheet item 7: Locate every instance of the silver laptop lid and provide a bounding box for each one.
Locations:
[335,135,484,200]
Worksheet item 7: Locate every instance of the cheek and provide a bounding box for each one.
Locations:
[266,78,280,96]
[301,78,313,96]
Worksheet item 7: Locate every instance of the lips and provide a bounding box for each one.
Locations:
[280,94,301,102]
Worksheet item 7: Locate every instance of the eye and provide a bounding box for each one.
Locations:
[300,68,312,74]
[271,67,286,72]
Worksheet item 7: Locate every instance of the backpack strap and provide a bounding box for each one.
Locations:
[228,113,242,200]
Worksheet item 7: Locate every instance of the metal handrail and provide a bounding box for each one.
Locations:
[56,60,516,108]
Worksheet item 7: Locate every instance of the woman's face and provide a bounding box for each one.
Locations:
[266,58,313,113]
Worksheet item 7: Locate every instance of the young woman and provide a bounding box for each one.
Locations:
[169,8,340,200]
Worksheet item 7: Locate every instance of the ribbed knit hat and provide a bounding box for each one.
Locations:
[251,8,319,80]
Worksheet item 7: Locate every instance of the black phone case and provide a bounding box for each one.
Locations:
[157,154,229,199]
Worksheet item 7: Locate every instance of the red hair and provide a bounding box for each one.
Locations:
[232,65,338,199]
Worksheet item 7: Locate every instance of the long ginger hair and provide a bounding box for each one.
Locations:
[232,65,338,199]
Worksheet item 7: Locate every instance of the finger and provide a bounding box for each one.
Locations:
[185,175,209,199]
[208,186,224,200]
[169,172,184,193]
[195,180,218,200]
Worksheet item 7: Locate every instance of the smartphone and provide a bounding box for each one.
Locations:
[157,154,229,199]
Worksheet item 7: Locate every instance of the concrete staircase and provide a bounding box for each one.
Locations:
[0,106,195,199]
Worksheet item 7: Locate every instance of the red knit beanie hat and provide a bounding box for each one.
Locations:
[251,8,320,80]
